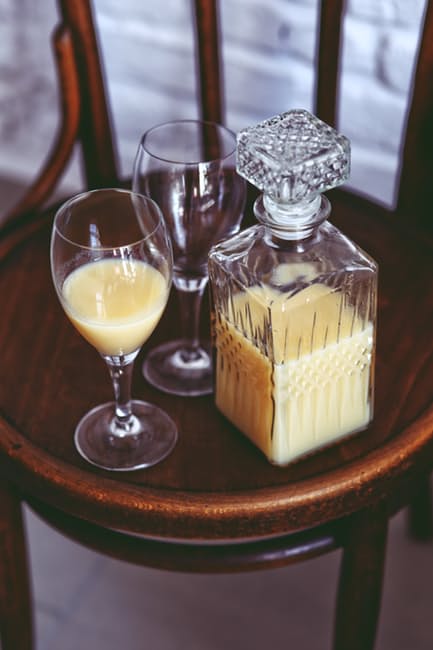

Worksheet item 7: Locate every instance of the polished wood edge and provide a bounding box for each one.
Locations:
[26,495,342,573]
[1,402,433,539]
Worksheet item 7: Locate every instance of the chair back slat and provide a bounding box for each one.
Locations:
[57,0,119,188]
[396,2,433,221]
[5,0,433,231]
[315,0,345,128]
[193,0,225,125]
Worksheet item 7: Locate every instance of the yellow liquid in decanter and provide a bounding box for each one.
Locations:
[214,281,374,465]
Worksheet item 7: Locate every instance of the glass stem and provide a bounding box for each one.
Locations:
[175,278,208,353]
[106,355,137,436]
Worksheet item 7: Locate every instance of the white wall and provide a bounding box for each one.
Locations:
[0,0,427,207]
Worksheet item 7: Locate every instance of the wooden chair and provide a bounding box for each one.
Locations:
[1,1,433,649]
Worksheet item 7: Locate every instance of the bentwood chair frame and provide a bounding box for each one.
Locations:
[1,2,433,650]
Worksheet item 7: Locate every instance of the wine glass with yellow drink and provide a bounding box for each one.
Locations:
[50,188,177,471]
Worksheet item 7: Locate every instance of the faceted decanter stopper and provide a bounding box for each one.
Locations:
[236,109,350,203]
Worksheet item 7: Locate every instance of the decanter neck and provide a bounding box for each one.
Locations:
[254,193,331,241]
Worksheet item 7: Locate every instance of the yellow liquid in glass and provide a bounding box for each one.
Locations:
[62,258,168,356]
[215,283,373,465]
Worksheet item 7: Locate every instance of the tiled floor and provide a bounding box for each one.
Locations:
[22,505,433,650]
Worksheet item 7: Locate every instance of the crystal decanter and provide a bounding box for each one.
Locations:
[208,109,378,466]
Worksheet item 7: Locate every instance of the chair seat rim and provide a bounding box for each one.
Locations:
[2,401,433,540]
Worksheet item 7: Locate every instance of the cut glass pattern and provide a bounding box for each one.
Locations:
[236,109,350,202]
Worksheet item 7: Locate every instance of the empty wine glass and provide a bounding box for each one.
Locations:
[50,188,177,471]
[132,119,246,396]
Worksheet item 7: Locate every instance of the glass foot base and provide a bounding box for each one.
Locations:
[74,400,177,471]
[143,339,213,397]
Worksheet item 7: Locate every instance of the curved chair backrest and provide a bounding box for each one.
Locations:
[4,0,433,228]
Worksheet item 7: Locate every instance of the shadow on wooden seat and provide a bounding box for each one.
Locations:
[1,2,433,649]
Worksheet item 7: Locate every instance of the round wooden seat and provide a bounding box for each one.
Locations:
[1,193,432,549]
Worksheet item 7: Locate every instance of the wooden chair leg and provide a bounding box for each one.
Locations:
[407,475,433,541]
[0,480,34,650]
[333,506,388,650]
